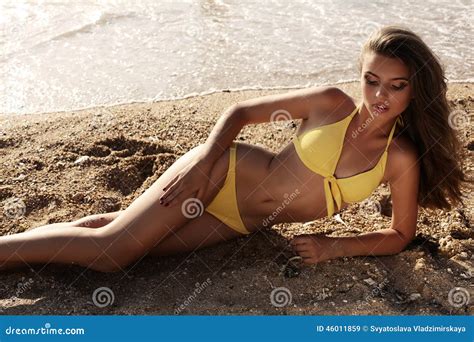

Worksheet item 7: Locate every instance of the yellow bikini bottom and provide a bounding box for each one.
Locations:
[204,142,251,235]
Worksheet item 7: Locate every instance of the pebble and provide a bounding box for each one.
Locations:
[13,174,26,181]
[459,252,468,259]
[74,156,90,165]
[409,293,421,301]
[363,278,376,286]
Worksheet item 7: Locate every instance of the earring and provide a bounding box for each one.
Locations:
[397,115,405,127]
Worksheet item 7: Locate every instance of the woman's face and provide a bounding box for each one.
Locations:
[360,51,413,117]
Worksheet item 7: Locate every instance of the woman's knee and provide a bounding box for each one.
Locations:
[73,211,122,228]
[90,229,147,272]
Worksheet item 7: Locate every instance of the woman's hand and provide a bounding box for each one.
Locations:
[289,234,338,265]
[159,157,214,208]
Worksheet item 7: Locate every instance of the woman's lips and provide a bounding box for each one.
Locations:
[372,103,389,113]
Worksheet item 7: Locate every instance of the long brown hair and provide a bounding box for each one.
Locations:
[358,25,472,210]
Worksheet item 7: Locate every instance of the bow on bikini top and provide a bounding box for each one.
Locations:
[292,101,403,218]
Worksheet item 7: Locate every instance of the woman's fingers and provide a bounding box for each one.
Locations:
[296,251,312,258]
[160,178,182,204]
[292,244,308,253]
[302,257,317,265]
[162,175,178,193]
[162,183,184,206]
[196,184,205,199]
[289,235,312,246]
[165,189,185,207]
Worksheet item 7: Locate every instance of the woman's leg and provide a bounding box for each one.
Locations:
[0,210,245,271]
[24,211,125,234]
[0,144,232,272]
[0,211,126,271]
[147,211,247,257]
[0,225,108,271]
[25,209,244,256]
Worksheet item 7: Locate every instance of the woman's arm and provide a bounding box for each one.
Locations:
[291,139,421,264]
[198,104,247,165]
[199,86,344,165]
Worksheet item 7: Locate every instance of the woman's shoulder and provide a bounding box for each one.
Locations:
[389,134,418,158]
[308,87,357,122]
[385,134,420,182]
[322,87,355,106]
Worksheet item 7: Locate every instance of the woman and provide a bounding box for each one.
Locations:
[1,26,470,272]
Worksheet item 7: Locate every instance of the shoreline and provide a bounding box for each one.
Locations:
[0,82,472,315]
[1,81,473,118]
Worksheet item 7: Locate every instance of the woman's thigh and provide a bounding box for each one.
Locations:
[96,144,232,253]
[148,211,246,257]
[72,211,125,228]
[71,207,245,257]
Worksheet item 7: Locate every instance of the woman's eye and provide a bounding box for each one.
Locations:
[365,78,377,85]
[392,84,407,91]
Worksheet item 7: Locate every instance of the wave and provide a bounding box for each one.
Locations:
[0,11,135,62]
[49,12,136,41]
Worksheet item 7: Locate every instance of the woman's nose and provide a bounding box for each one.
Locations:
[375,86,388,98]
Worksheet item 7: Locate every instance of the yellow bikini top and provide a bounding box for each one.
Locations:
[292,101,403,217]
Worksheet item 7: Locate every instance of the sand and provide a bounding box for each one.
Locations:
[0,82,472,315]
